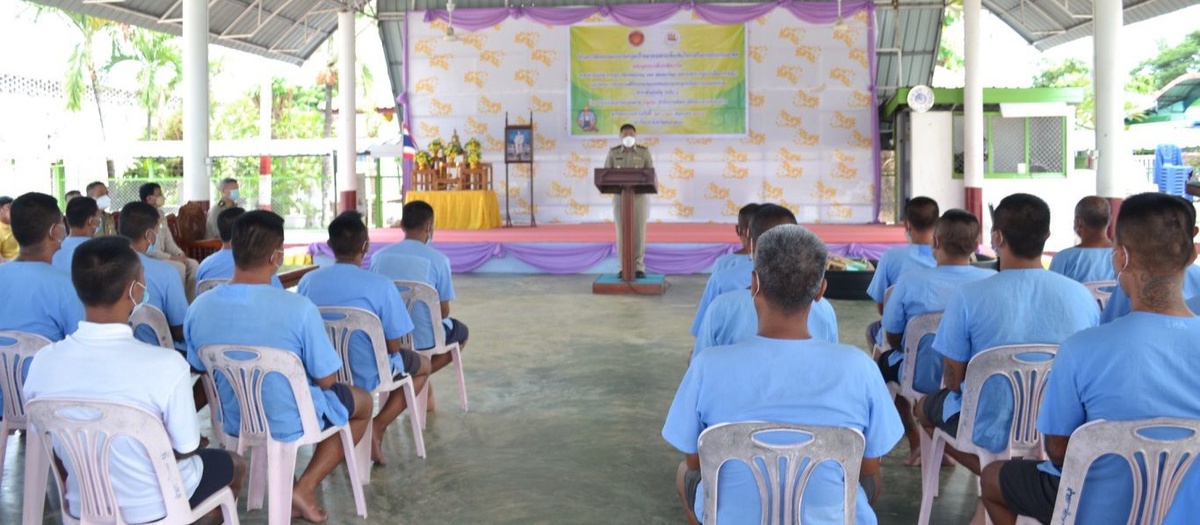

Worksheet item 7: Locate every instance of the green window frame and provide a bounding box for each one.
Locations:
[952,113,1069,180]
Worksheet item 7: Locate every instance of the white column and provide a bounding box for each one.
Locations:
[259,76,273,210]
[183,0,210,203]
[1094,0,1124,199]
[337,10,357,212]
[963,0,984,219]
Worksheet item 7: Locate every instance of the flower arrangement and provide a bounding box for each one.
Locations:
[428,138,444,155]
[414,150,432,168]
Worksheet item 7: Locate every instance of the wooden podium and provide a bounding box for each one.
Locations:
[592,168,669,295]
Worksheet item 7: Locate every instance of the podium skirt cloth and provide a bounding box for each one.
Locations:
[406,190,502,230]
[613,193,648,272]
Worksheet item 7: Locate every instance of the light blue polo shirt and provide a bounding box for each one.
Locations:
[185,284,347,442]
[663,336,903,524]
[881,265,996,393]
[1049,246,1115,284]
[711,252,749,274]
[866,244,936,304]
[932,269,1098,452]
[51,236,90,274]
[133,253,188,347]
[298,263,415,391]
[369,240,455,350]
[1037,313,1200,524]
[691,257,754,336]
[0,260,85,418]
[1101,264,1200,323]
[693,289,838,359]
[194,249,283,293]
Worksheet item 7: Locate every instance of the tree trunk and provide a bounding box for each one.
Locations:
[88,65,115,178]
[323,84,334,223]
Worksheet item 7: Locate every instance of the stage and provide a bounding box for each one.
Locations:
[306,223,906,275]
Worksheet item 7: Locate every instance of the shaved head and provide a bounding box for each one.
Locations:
[1074,196,1111,231]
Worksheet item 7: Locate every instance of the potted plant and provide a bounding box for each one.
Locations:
[465,138,481,155]
[414,150,432,169]
[428,138,444,157]
[466,151,482,168]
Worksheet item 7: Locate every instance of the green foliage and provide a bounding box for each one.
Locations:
[1032,58,1094,129]
[106,28,182,140]
[937,3,964,71]
[1130,31,1200,92]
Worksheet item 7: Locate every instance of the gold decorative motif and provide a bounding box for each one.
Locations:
[566,198,589,216]
[670,163,695,180]
[705,183,730,201]
[813,181,838,200]
[532,49,558,67]
[672,148,695,163]
[722,199,741,217]
[749,92,765,108]
[548,217,563,224]
[834,150,857,164]
[849,48,869,69]
[414,38,438,58]
[833,163,858,180]
[829,204,854,219]
[832,26,862,47]
[414,78,437,94]
[464,70,488,89]
[796,128,820,146]
[851,130,874,148]
[515,31,540,49]
[749,45,767,64]
[670,201,695,218]
[775,110,804,129]
[515,69,539,87]
[778,160,805,179]
[778,148,803,162]
[795,45,820,63]
[566,152,590,180]
[724,147,748,163]
[585,139,609,150]
[832,111,857,130]
[428,20,449,32]
[507,185,522,198]
[485,135,505,153]
[531,95,553,113]
[794,90,819,109]
[742,131,765,146]
[467,117,488,136]
[430,99,452,116]
[850,91,872,109]
[419,122,440,139]
[686,138,712,145]
[585,13,605,23]
[763,181,784,200]
[549,181,573,198]
[479,96,502,114]
[481,50,504,68]
[429,54,452,70]
[640,137,660,148]
[830,68,855,87]
[535,132,556,151]
[461,32,487,51]
[658,182,678,200]
[723,162,749,180]
[776,65,803,85]
[515,115,530,125]
[779,27,806,45]
[779,199,801,215]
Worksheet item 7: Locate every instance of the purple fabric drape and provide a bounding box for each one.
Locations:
[423,1,873,31]
[307,240,898,275]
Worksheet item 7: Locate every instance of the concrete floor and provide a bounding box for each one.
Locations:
[1,274,979,524]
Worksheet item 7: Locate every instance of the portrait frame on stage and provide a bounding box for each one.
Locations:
[505,125,534,164]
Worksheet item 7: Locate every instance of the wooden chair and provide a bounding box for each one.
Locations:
[168,202,221,262]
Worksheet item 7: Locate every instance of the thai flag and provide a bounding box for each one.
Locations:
[402,121,418,160]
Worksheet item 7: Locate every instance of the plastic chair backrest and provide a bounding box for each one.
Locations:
[25,398,200,523]
[371,254,431,283]
[394,279,447,350]
[1051,418,1200,525]
[318,307,390,389]
[1083,280,1117,311]
[197,344,325,443]
[897,312,943,401]
[958,344,1058,458]
[195,278,227,295]
[129,304,173,349]
[0,331,51,426]
[882,285,894,306]
[698,421,864,525]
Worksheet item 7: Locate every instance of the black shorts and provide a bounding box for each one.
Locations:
[189,449,236,508]
[999,459,1060,525]
[683,469,702,522]
[922,388,960,436]
[395,348,422,378]
[444,318,469,347]
[322,382,357,427]
[877,349,902,384]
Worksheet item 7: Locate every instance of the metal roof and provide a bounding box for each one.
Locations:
[984,0,1200,51]
[26,0,371,66]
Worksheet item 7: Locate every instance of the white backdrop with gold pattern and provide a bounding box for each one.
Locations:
[407,9,877,224]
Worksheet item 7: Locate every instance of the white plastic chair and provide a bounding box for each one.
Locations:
[1016,418,1200,525]
[1084,280,1117,311]
[870,286,896,359]
[394,279,468,412]
[919,344,1058,525]
[196,278,228,295]
[320,306,426,478]
[198,344,368,525]
[129,304,174,349]
[23,397,239,525]
[896,312,945,403]
[0,330,51,486]
[697,421,865,525]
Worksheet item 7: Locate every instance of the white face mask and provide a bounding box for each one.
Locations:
[622,136,636,148]
[95,195,111,210]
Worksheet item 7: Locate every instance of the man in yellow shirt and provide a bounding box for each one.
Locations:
[0,196,18,260]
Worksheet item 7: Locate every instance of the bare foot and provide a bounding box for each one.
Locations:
[904,448,922,467]
[426,388,436,413]
[371,431,387,467]
[969,500,987,525]
[291,490,328,523]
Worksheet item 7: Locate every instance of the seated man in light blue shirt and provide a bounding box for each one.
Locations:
[51,196,101,273]
[185,210,371,523]
[118,201,188,348]
[1048,196,1115,284]
[709,202,759,274]
[1101,196,1200,323]
[877,209,995,466]
[865,196,938,348]
[664,225,902,525]
[693,205,839,358]
[299,211,430,466]
[690,204,794,336]
[195,206,284,292]
[369,201,468,383]
[0,192,85,421]
[983,192,1200,525]
[915,193,1098,478]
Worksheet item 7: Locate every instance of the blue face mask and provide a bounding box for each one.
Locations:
[147,243,155,254]
[229,189,240,201]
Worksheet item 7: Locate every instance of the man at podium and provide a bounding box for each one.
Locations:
[604,123,654,279]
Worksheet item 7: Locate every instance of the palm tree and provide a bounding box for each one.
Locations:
[55,10,117,177]
[106,28,182,140]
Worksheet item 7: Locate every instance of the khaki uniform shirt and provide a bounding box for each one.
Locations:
[0,222,18,260]
[604,145,654,170]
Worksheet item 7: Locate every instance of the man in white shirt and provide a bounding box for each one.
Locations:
[24,236,244,523]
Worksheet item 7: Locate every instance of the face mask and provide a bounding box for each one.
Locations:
[622,136,636,148]
[129,281,148,308]
[751,273,761,299]
[147,242,155,254]
[95,195,111,210]
[229,189,240,201]
[1115,246,1130,283]
[92,218,102,235]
